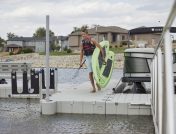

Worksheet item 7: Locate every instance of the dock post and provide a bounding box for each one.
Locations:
[45,15,50,102]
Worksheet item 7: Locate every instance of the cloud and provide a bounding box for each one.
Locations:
[0,0,175,39]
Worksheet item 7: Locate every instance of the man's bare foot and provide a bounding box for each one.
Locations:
[96,83,101,91]
[90,90,96,93]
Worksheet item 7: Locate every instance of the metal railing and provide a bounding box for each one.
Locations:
[151,1,176,134]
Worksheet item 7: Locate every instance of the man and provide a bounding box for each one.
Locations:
[80,30,105,93]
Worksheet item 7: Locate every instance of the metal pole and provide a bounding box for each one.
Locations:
[127,31,130,48]
[163,30,175,134]
[157,48,163,134]
[39,71,42,100]
[45,15,50,102]
[54,68,58,93]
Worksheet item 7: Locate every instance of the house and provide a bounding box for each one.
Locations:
[68,26,129,50]
[6,37,47,53]
[57,36,69,51]
[129,26,176,47]
[5,36,68,53]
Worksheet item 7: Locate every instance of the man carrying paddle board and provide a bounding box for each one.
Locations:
[80,29,105,93]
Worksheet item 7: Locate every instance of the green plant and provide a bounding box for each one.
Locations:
[22,48,34,53]
[9,52,13,55]
[120,41,128,47]
[66,48,72,53]
[109,47,125,53]
[63,46,68,51]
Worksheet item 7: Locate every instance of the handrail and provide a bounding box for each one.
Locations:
[151,1,176,134]
[153,0,176,58]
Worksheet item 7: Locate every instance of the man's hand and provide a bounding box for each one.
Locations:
[79,63,83,68]
[102,57,106,65]
[79,59,86,68]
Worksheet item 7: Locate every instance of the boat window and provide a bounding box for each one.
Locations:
[173,53,176,63]
[124,57,150,73]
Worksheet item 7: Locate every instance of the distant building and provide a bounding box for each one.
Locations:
[129,26,176,48]
[57,36,69,51]
[5,36,68,53]
[68,26,128,50]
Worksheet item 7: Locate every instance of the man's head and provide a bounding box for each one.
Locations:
[81,32,87,38]
[81,29,88,39]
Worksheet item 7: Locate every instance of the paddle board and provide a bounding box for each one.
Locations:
[92,41,115,88]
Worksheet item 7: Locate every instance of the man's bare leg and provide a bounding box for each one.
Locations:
[89,72,96,92]
[96,83,101,91]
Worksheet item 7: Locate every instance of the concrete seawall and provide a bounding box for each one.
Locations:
[0,53,124,69]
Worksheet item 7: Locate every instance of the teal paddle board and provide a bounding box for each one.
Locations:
[92,41,115,88]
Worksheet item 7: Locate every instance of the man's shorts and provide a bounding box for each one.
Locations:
[85,55,93,73]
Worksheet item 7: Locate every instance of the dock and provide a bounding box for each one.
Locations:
[41,80,151,115]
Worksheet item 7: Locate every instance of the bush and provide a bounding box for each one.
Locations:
[22,48,33,53]
[115,45,118,48]
[109,45,112,48]
[63,46,68,51]
[9,52,13,55]
[67,48,72,53]
[121,41,128,46]
[56,46,61,51]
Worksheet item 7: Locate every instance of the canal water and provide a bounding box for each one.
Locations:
[0,69,155,134]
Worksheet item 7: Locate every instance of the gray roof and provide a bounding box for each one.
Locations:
[8,37,44,41]
[7,36,58,42]
[58,36,68,41]
[70,26,128,36]
[6,44,22,48]
[90,26,128,34]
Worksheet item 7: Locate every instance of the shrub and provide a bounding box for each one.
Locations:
[9,52,13,55]
[56,46,61,51]
[63,46,68,51]
[67,48,72,53]
[109,45,112,48]
[22,48,33,53]
[115,45,118,48]
[121,41,128,46]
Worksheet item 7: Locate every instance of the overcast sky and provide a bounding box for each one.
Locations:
[0,0,175,39]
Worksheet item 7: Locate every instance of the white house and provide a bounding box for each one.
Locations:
[5,36,68,53]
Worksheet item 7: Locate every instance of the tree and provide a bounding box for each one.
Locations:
[71,25,89,33]
[0,37,5,48]
[80,25,89,32]
[7,32,18,39]
[33,27,55,38]
[72,27,80,33]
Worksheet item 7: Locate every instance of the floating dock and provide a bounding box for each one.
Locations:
[41,80,151,115]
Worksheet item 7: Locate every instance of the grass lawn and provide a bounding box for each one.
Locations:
[109,47,126,53]
[39,51,79,56]
[1,46,128,57]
